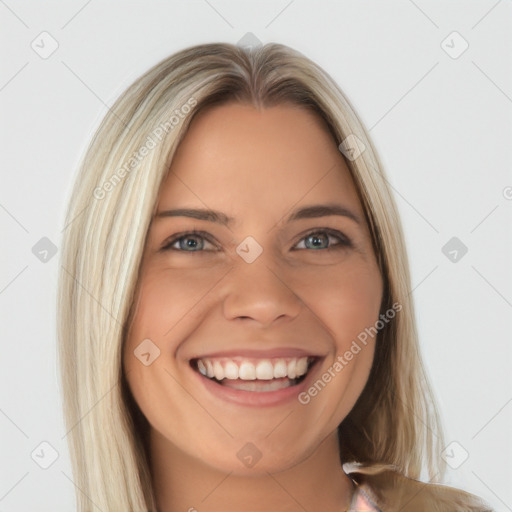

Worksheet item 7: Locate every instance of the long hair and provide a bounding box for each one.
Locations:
[57,42,488,511]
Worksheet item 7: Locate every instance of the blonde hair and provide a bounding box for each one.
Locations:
[57,42,490,511]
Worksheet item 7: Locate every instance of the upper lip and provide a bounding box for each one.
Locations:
[189,347,324,360]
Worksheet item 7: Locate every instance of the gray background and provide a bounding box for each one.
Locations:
[1,1,511,510]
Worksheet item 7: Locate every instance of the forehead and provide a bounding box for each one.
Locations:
[157,102,361,217]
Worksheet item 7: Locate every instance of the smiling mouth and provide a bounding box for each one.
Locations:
[190,356,319,392]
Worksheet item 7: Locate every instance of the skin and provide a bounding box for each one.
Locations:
[123,102,384,512]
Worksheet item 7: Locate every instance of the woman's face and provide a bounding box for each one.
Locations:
[123,102,383,474]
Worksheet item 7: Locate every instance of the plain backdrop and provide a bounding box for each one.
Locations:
[1,1,511,511]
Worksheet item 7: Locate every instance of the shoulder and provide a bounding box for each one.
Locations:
[344,462,493,512]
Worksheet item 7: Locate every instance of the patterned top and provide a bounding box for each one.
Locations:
[345,463,492,511]
[349,484,382,511]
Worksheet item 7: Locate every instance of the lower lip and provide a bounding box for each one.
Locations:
[191,360,320,407]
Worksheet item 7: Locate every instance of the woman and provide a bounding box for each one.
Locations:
[57,42,492,511]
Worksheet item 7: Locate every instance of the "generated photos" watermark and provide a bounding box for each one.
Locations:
[298,301,402,405]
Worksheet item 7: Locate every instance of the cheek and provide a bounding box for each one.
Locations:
[122,267,221,411]
[296,265,382,424]
[125,267,219,347]
[302,261,382,390]
[300,260,383,344]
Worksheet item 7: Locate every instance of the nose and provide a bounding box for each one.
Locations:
[221,254,303,327]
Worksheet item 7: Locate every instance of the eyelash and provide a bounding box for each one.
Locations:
[160,228,352,253]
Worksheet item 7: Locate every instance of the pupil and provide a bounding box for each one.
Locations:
[184,236,201,250]
[308,233,327,249]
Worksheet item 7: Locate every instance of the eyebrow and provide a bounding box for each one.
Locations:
[155,203,361,226]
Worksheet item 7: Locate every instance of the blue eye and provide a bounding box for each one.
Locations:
[160,229,351,253]
[161,230,216,252]
[294,230,351,250]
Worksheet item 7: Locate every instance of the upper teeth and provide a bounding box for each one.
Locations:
[196,357,311,381]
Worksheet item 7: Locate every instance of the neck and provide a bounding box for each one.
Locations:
[150,428,355,512]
